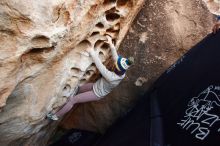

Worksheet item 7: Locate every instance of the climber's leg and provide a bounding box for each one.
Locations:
[74,90,100,103]
[77,83,94,94]
[55,90,100,118]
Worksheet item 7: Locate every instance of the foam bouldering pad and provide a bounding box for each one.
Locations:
[49,129,101,146]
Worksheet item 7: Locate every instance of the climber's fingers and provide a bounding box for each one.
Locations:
[212,25,217,34]
[105,35,112,42]
[212,23,220,34]
[105,35,115,48]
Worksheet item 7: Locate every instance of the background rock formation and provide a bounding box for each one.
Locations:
[0,0,144,145]
[0,0,216,145]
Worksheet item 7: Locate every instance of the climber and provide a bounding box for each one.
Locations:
[47,35,134,121]
[212,15,220,34]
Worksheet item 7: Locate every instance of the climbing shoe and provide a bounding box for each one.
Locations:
[47,113,59,121]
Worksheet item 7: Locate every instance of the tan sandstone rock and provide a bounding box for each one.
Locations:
[202,0,220,15]
[0,0,144,145]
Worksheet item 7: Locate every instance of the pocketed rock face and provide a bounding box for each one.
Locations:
[0,0,144,145]
[59,0,215,134]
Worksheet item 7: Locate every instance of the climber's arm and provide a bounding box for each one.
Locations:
[212,15,220,34]
[90,50,115,81]
[106,35,118,62]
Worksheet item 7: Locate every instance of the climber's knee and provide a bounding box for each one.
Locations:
[69,95,78,104]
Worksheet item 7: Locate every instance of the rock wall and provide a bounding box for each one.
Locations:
[0,0,144,145]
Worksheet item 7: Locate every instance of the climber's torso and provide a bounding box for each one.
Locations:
[93,73,125,97]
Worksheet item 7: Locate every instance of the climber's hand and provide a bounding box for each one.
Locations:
[88,48,96,56]
[86,47,94,54]
[105,35,115,48]
[212,21,220,34]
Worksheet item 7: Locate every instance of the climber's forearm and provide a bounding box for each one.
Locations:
[90,51,105,72]
[110,46,118,62]
[106,35,118,61]
[90,51,113,81]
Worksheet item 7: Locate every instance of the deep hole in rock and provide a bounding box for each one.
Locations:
[94,40,104,48]
[95,22,104,28]
[31,35,49,42]
[99,51,105,60]
[106,27,119,33]
[105,29,119,38]
[71,67,81,76]
[78,40,91,46]
[20,46,55,63]
[63,84,71,92]
[91,31,100,36]
[28,48,44,54]
[106,13,120,22]
[75,40,92,51]
[91,63,95,67]
[86,70,95,78]
[101,42,110,50]
[89,63,96,69]
[28,46,54,54]
[85,70,94,77]
[105,24,120,38]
